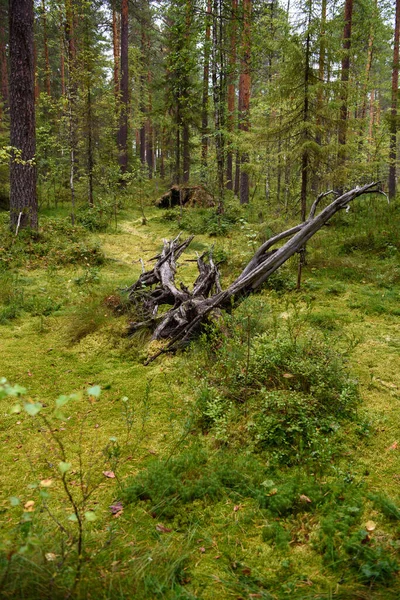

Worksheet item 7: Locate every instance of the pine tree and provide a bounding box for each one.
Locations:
[9,0,37,230]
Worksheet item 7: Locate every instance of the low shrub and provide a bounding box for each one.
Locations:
[0,218,104,270]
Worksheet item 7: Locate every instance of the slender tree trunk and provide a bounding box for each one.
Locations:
[9,0,37,230]
[338,0,353,184]
[65,0,77,223]
[201,0,211,180]
[182,0,192,184]
[146,33,154,180]
[118,0,129,175]
[226,0,237,190]
[0,3,9,116]
[87,87,94,206]
[140,26,146,167]
[313,0,326,194]
[112,6,120,101]
[34,41,40,101]
[60,33,66,96]
[42,0,51,96]
[238,0,251,205]
[212,0,225,207]
[297,8,312,291]
[389,0,400,200]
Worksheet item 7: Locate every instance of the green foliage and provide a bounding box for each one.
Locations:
[340,231,400,257]
[0,218,104,270]
[193,298,359,464]
[76,200,114,232]
[162,203,244,237]
[368,493,400,521]
[0,273,62,323]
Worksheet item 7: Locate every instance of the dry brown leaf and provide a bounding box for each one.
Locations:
[156,523,172,533]
[45,553,57,561]
[299,494,312,504]
[387,441,398,451]
[40,479,53,488]
[365,520,376,532]
[24,500,35,512]
[103,471,116,479]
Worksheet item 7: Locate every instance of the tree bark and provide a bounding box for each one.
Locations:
[201,0,211,180]
[226,0,237,190]
[0,2,8,115]
[389,0,400,200]
[9,0,37,231]
[112,5,120,101]
[118,0,129,175]
[41,0,51,96]
[338,0,353,184]
[238,0,251,205]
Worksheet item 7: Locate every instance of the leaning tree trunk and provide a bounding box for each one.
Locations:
[125,183,384,363]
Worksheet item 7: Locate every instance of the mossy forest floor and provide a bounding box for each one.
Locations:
[0,192,399,599]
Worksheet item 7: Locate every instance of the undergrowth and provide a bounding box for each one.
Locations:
[0,216,104,270]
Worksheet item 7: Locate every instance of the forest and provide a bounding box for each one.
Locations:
[0,0,400,598]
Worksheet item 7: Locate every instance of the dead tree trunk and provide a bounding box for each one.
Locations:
[125,183,383,363]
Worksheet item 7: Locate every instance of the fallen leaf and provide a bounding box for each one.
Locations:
[156,523,172,533]
[365,520,376,532]
[110,501,123,515]
[40,479,53,488]
[267,488,278,496]
[45,553,57,561]
[113,510,123,518]
[283,373,294,378]
[199,547,206,553]
[233,505,241,512]
[242,567,251,576]
[387,441,398,451]
[24,500,35,512]
[299,494,312,504]
[214,555,221,559]
[103,471,116,479]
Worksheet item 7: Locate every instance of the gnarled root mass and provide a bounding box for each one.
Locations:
[125,183,384,363]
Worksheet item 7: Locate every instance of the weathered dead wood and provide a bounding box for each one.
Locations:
[126,183,385,363]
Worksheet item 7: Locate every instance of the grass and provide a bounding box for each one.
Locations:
[0,191,400,598]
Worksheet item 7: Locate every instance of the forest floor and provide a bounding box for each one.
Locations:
[0,192,399,599]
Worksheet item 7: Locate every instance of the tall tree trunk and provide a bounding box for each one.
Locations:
[112,5,120,101]
[140,26,146,167]
[118,0,129,175]
[0,2,8,117]
[201,0,211,180]
[146,20,154,180]
[65,0,77,223]
[9,0,37,230]
[146,97,154,177]
[238,0,251,205]
[389,0,400,200]
[42,0,51,96]
[313,0,326,194]
[182,0,192,184]
[87,87,94,206]
[212,0,225,207]
[60,33,66,96]
[34,41,40,101]
[338,0,353,185]
[226,0,237,190]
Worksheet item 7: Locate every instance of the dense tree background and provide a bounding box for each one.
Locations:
[0,0,398,227]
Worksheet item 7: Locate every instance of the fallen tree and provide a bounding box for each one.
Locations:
[125,183,385,363]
